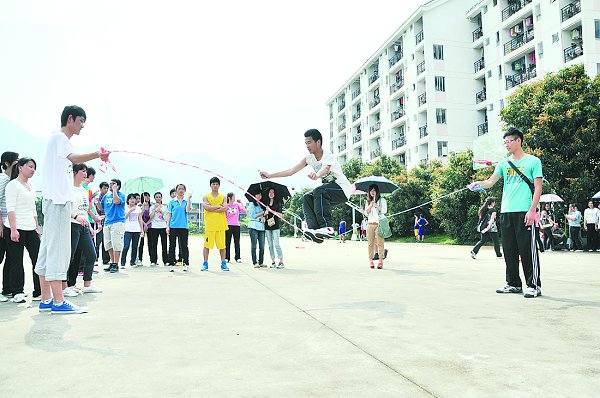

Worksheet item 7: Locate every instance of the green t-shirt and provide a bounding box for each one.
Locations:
[494,154,542,213]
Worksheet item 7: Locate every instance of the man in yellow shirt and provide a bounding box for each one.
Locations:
[202,177,229,271]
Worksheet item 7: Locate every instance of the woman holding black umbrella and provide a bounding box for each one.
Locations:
[265,188,285,269]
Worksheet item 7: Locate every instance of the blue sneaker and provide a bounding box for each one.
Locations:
[39,299,53,313]
[201,261,208,271]
[221,261,229,272]
[51,300,87,315]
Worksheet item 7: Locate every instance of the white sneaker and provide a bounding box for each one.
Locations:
[524,287,542,298]
[0,295,8,302]
[136,259,143,266]
[314,227,336,238]
[71,285,82,293]
[32,295,42,301]
[168,266,174,273]
[11,293,26,303]
[63,287,79,297]
[82,284,103,294]
[183,265,189,272]
[236,259,242,263]
[150,262,157,266]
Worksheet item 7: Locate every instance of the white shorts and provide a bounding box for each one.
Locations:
[104,222,125,251]
[35,200,72,281]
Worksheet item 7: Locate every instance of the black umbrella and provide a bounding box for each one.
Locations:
[245,181,291,203]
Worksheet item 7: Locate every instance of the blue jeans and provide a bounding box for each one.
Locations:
[265,229,283,261]
[68,224,97,285]
[121,231,140,266]
[249,228,265,265]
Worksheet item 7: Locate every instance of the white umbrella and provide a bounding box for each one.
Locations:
[539,193,563,202]
[593,191,600,199]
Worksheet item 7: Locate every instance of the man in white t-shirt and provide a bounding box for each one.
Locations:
[260,129,351,243]
[35,105,110,315]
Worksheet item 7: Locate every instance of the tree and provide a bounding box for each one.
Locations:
[501,65,600,204]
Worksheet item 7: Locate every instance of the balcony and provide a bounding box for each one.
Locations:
[503,29,534,55]
[369,96,381,109]
[353,134,362,144]
[392,137,406,150]
[475,89,486,104]
[477,122,489,136]
[501,0,533,21]
[338,100,346,112]
[368,71,380,85]
[352,88,361,100]
[564,42,583,62]
[418,93,427,107]
[419,125,428,138]
[389,50,404,67]
[473,26,483,42]
[561,0,581,22]
[474,57,485,73]
[417,61,425,75]
[352,111,361,122]
[338,122,346,132]
[370,122,381,134]
[391,108,406,121]
[338,143,347,152]
[371,149,382,159]
[390,79,405,94]
[415,30,424,45]
[505,67,536,89]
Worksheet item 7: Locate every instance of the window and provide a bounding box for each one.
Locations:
[436,109,447,124]
[433,44,444,60]
[595,20,600,39]
[437,141,448,157]
[552,33,559,43]
[537,42,544,59]
[534,5,541,21]
[597,63,600,74]
[500,99,505,110]
[435,76,446,92]
[493,0,497,6]
[496,32,500,45]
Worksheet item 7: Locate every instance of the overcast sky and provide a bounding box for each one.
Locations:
[0,0,427,194]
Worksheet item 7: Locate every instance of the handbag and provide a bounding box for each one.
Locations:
[377,216,392,238]
[267,217,275,227]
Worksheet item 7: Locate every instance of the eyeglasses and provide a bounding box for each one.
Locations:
[503,138,517,145]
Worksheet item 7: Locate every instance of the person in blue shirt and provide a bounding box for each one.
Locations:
[247,190,266,267]
[165,183,191,272]
[98,178,126,273]
[417,214,428,242]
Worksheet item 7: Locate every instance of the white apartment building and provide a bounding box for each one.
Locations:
[326,0,599,169]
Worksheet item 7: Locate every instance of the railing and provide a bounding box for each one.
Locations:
[418,92,427,106]
[389,50,403,67]
[352,112,361,121]
[417,61,425,75]
[370,122,381,134]
[477,122,489,136]
[391,108,406,121]
[338,143,347,152]
[368,71,379,85]
[505,67,537,89]
[390,79,405,94]
[564,43,583,62]
[473,26,483,42]
[371,149,382,159]
[474,57,485,73]
[338,122,346,132]
[369,96,381,109]
[561,0,581,22]
[338,101,346,112]
[419,125,428,138]
[392,138,406,150]
[353,134,362,144]
[415,30,424,45]
[503,29,534,55]
[501,0,533,21]
[475,89,486,104]
[352,88,361,100]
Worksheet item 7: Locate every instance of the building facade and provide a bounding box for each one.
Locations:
[326,0,599,169]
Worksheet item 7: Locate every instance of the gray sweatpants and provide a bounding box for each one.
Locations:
[35,200,72,281]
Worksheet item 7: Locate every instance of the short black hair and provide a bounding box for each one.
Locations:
[86,167,96,177]
[210,177,220,185]
[1,151,19,170]
[61,105,87,127]
[304,129,322,146]
[11,157,37,180]
[134,193,141,198]
[73,163,87,174]
[170,188,176,195]
[126,193,136,202]
[503,127,524,143]
[99,182,109,189]
[176,183,186,191]
[110,178,121,189]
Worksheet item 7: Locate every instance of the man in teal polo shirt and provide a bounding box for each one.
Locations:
[470,127,543,298]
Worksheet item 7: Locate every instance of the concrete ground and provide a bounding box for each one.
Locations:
[1,236,599,398]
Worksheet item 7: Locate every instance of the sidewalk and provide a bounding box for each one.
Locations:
[1,236,599,397]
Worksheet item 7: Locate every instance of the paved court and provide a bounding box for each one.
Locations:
[1,236,599,397]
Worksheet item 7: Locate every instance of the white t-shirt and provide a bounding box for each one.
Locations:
[365,197,387,224]
[149,203,168,229]
[125,206,142,233]
[0,173,10,220]
[71,185,89,224]
[4,180,37,230]
[584,208,599,225]
[42,131,75,204]
[306,149,352,199]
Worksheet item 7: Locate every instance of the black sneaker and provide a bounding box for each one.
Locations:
[109,264,119,273]
[496,285,523,294]
[303,229,324,244]
[103,264,113,272]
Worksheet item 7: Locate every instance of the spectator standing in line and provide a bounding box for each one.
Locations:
[99,178,126,273]
[362,184,387,269]
[201,177,229,272]
[565,204,583,251]
[225,192,246,263]
[148,192,168,266]
[121,193,144,269]
[583,201,599,252]
[0,151,19,300]
[168,187,183,264]
[136,192,151,265]
[540,206,554,251]
[94,182,110,266]
[247,189,266,267]
[264,188,285,269]
[166,184,191,272]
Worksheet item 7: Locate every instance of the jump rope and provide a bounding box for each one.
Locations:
[99,149,486,237]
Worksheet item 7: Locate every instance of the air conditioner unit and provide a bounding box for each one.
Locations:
[487,103,494,111]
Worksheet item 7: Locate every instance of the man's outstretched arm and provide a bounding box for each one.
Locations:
[260,158,307,179]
